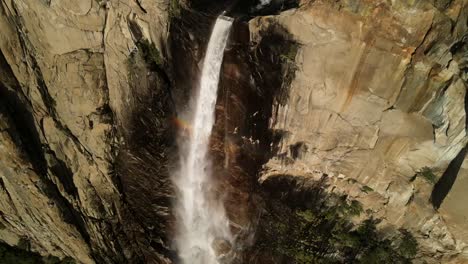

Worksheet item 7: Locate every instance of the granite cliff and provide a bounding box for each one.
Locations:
[0,0,467,263]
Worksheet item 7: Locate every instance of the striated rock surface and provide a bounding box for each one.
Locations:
[251,0,468,262]
[0,0,467,263]
[0,100,94,263]
[0,0,173,262]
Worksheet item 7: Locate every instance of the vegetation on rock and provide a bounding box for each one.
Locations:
[419,167,438,184]
[251,176,418,263]
[411,167,438,184]
[135,39,163,70]
[0,242,74,264]
[250,22,299,106]
[279,42,299,66]
[169,0,181,18]
[361,185,374,193]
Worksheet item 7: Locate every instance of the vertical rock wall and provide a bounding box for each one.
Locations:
[251,0,468,262]
[0,0,173,262]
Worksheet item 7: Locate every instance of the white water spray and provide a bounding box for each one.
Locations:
[173,15,234,264]
[255,0,272,9]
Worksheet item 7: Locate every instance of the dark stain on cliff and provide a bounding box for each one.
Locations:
[249,21,298,113]
[207,18,301,261]
[186,0,300,17]
[289,142,308,160]
[0,52,46,176]
[47,152,79,198]
[430,77,468,209]
[168,7,216,107]
[430,144,467,209]
[114,35,178,262]
[430,147,468,209]
[341,40,373,112]
[237,21,298,195]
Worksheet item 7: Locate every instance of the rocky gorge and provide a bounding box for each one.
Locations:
[0,0,467,263]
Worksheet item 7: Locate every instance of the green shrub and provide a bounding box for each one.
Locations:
[280,43,299,63]
[397,229,418,259]
[169,0,180,18]
[420,167,437,184]
[17,237,30,251]
[347,200,364,216]
[361,185,374,193]
[334,197,364,217]
[0,242,75,264]
[136,39,163,69]
[253,194,418,263]
[296,209,316,222]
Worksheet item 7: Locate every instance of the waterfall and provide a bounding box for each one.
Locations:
[173,15,234,264]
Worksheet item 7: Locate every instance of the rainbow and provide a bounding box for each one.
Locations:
[172,117,192,135]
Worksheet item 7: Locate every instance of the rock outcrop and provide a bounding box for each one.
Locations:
[251,0,468,262]
[0,0,173,262]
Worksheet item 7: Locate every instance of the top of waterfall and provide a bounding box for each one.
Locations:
[219,12,234,22]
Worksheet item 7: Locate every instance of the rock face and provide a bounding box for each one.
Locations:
[0,0,174,263]
[0,0,467,263]
[440,155,468,248]
[251,0,468,262]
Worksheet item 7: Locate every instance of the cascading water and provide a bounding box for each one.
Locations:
[173,15,234,264]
